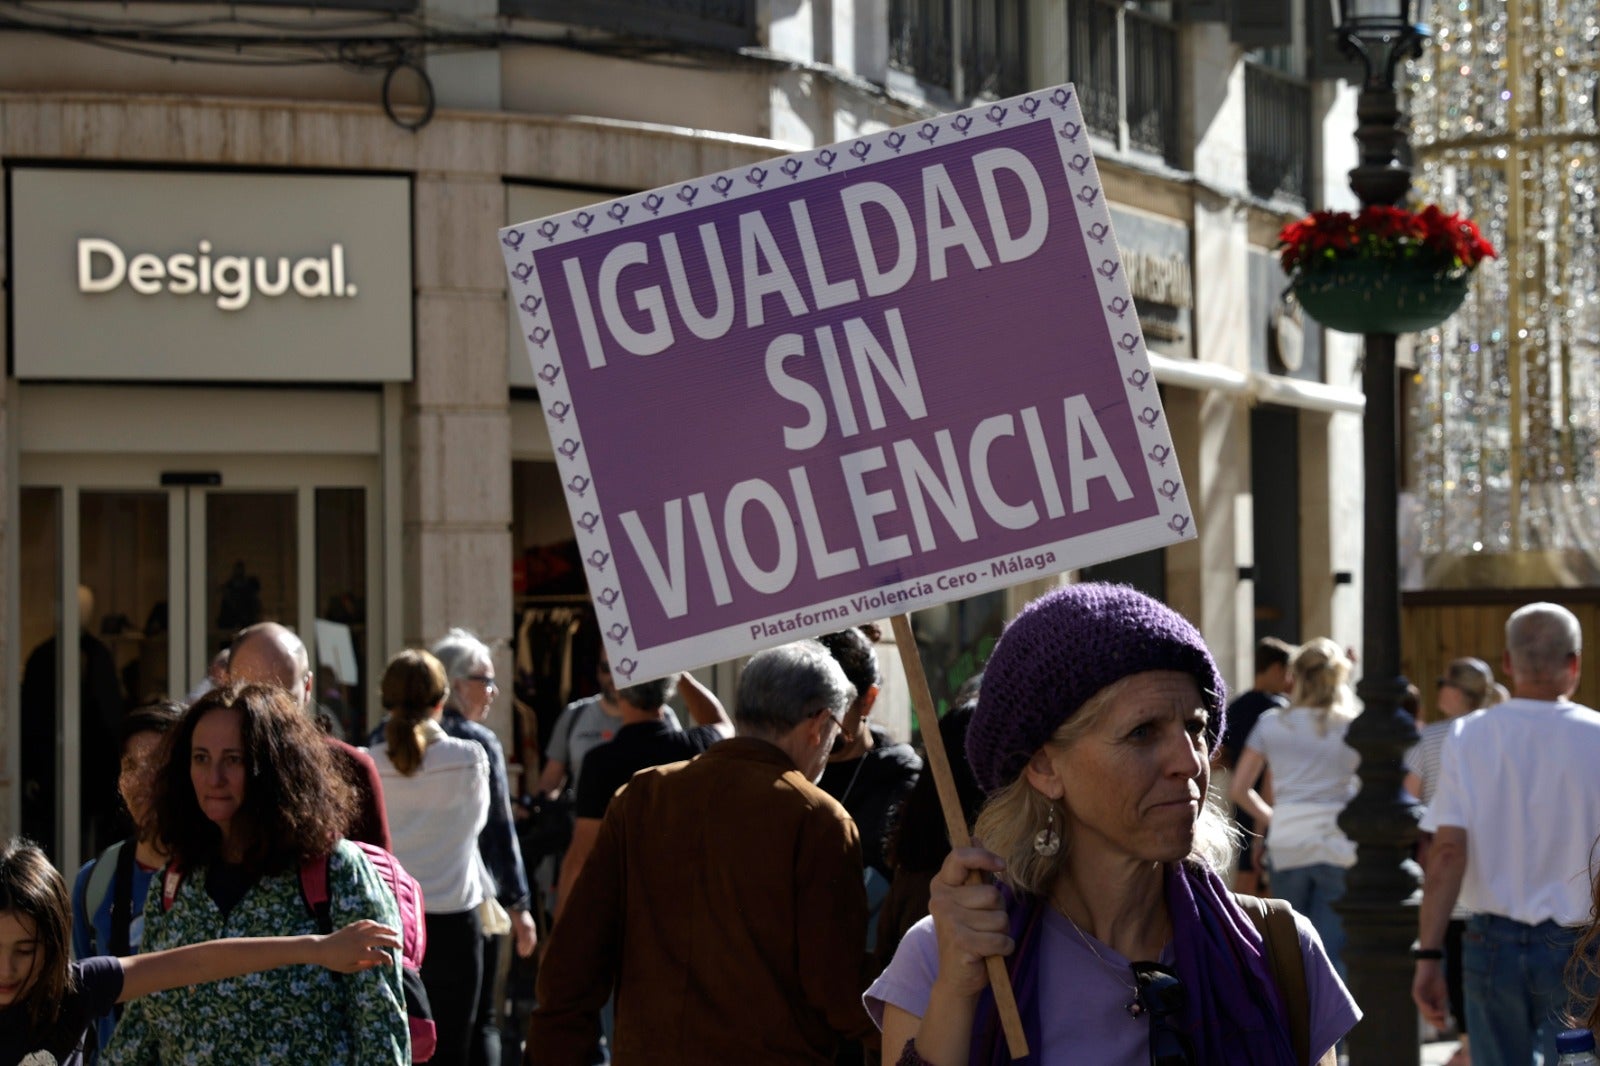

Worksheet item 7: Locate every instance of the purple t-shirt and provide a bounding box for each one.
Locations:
[866,904,1359,1063]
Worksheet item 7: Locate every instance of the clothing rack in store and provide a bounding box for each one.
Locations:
[513,598,600,760]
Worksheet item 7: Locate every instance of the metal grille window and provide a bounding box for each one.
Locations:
[889,0,955,91]
[1069,0,1119,138]
[1124,9,1177,160]
[1069,0,1178,167]
[502,0,756,49]
[889,0,1027,101]
[1244,59,1311,204]
[63,0,419,9]
[963,0,1028,99]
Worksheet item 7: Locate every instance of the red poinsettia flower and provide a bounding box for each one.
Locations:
[1276,203,1496,277]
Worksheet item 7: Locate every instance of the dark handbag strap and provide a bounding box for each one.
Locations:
[1234,892,1311,1066]
[298,853,335,934]
[563,700,584,765]
[551,698,588,799]
[108,836,139,958]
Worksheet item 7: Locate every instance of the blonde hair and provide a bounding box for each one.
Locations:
[382,649,448,776]
[1290,637,1357,736]
[973,675,1238,895]
[1439,657,1507,712]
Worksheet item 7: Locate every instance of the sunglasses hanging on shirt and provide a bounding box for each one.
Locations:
[1130,961,1196,1066]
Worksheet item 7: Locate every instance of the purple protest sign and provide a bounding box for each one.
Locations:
[500,83,1194,682]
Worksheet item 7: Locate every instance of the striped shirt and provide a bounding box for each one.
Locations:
[1404,718,1459,806]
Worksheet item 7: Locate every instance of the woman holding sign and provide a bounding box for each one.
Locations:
[866,583,1359,1066]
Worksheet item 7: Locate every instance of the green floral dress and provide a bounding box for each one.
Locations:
[102,840,409,1065]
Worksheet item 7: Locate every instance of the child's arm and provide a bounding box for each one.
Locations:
[115,919,400,1003]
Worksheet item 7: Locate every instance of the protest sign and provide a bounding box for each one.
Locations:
[500,84,1194,686]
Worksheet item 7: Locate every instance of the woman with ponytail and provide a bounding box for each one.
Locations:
[1229,637,1361,982]
[370,649,491,1066]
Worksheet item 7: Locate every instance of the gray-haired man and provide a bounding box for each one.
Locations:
[228,621,391,849]
[1412,602,1600,1065]
[529,641,878,1065]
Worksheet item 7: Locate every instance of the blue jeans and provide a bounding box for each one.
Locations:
[1462,914,1590,1066]
[1270,862,1348,983]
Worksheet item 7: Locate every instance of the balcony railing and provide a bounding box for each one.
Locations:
[889,0,955,92]
[1069,0,1179,167]
[1069,0,1119,139]
[1245,60,1311,204]
[502,0,756,50]
[74,0,417,9]
[963,0,1028,99]
[890,0,1028,101]
[1125,10,1178,163]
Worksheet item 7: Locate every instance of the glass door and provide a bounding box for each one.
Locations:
[17,457,378,868]
[188,487,370,743]
[19,487,176,863]
[190,490,300,693]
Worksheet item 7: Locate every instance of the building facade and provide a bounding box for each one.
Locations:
[2,0,1367,865]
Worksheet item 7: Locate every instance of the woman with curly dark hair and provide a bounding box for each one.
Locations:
[102,684,410,1065]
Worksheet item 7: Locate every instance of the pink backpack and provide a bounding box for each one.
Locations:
[302,841,428,971]
[162,841,437,1062]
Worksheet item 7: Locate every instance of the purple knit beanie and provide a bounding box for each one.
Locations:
[966,582,1227,793]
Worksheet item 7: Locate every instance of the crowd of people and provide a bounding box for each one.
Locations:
[1213,604,1600,1066]
[7,586,1600,1065]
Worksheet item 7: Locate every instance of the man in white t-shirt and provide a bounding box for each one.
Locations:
[1412,602,1600,1066]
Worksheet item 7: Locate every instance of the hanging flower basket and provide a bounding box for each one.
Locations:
[1277,204,1495,335]
[1291,260,1471,334]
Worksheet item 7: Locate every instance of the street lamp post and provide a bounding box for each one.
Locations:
[1331,3,1428,1062]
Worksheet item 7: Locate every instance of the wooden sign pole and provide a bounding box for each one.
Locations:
[890,613,1029,1060]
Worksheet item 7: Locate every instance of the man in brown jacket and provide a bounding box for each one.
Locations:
[527,640,879,1064]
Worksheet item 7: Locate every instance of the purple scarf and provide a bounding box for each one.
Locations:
[968,863,1298,1066]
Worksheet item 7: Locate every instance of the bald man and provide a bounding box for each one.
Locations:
[228,622,391,849]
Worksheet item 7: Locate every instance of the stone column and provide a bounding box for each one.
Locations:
[421,0,501,112]
[1179,22,1254,689]
[408,124,516,744]
[1298,409,1365,645]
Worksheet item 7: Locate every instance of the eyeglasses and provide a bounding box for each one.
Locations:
[813,705,856,743]
[467,675,498,691]
[1131,962,1195,1066]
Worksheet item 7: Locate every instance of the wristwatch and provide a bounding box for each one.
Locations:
[1411,947,1444,960]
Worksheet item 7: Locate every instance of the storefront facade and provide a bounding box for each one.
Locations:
[5,161,411,859]
[1,3,1369,867]
[0,97,836,865]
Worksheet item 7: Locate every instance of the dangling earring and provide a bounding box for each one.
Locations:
[1033,805,1061,857]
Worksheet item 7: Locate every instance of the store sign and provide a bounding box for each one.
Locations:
[11,169,412,382]
[76,238,356,310]
[1109,207,1193,359]
[500,85,1195,681]
[1249,247,1322,380]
